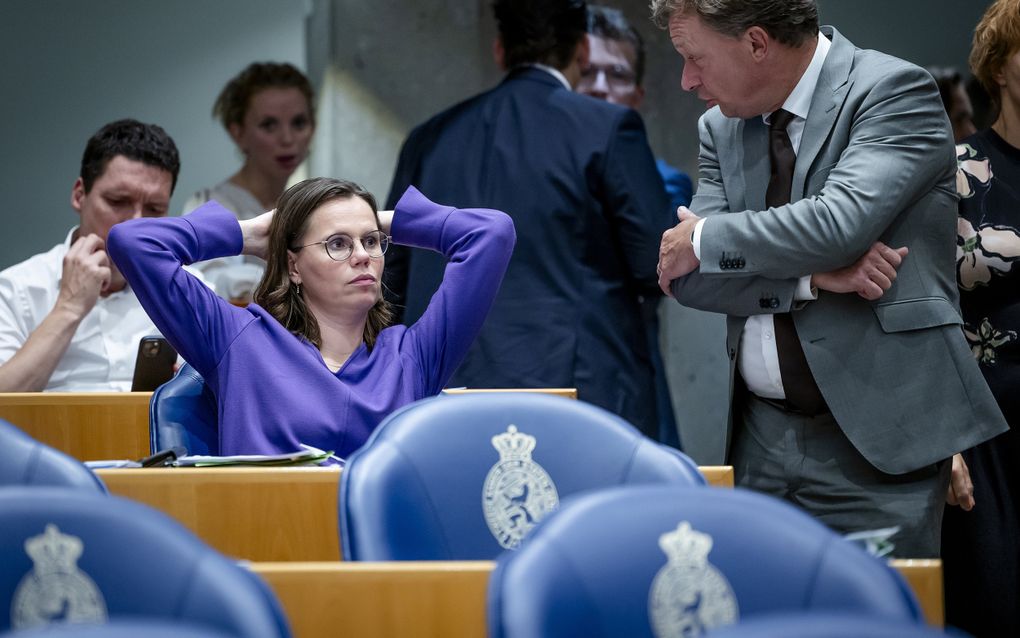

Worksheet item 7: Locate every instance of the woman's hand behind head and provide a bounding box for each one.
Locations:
[239,209,274,261]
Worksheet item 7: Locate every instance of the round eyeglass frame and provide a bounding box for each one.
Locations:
[291,230,391,262]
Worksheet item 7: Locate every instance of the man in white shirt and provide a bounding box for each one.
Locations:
[651,0,1007,557]
[0,119,181,391]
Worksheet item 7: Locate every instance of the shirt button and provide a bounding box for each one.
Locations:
[764,331,772,340]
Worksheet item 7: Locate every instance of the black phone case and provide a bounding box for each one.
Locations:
[131,337,178,392]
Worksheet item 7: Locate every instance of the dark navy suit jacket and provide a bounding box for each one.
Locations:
[384,67,672,436]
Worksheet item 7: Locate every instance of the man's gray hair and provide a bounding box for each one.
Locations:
[649,0,818,47]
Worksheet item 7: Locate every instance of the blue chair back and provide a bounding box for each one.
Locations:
[0,488,289,637]
[488,486,924,638]
[149,363,218,455]
[0,419,105,492]
[340,393,705,560]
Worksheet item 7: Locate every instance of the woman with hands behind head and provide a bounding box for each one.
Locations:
[109,178,515,459]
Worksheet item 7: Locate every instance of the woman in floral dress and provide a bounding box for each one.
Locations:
[942,2,1020,635]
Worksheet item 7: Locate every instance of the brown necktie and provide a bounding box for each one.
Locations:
[766,109,826,415]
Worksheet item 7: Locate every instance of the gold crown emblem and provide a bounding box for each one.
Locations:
[491,425,537,459]
[24,524,84,576]
[659,521,713,564]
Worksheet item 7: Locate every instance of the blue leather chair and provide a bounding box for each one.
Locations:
[0,419,105,492]
[487,486,924,638]
[704,613,969,638]
[340,393,705,561]
[0,488,289,637]
[149,362,218,455]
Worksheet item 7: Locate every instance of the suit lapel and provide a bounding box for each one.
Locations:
[792,27,855,199]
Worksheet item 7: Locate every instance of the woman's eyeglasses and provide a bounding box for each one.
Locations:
[291,230,390,262]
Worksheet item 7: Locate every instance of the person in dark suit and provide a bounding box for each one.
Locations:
[651,0,1007,557]
[384,0,672,438]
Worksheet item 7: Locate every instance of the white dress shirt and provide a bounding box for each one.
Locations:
[0,227,200,391]
[525,63,572,90]
[693,33,831,399]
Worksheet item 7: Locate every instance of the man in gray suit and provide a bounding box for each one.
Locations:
[652,0,1007,557]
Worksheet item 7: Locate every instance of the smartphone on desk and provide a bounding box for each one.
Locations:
[131,336,177,392]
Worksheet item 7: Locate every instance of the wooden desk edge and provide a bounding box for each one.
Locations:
[252,559,942,628]
[0,392,151,405]
[889,559,943,626]
[442,388,578,399]
[698,465,734,488]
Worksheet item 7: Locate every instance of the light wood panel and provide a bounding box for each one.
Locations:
[251,559,942,638]
[890,559,944,626]
[442,387,578,399]
[0,392,150,461]
[98,464,731,562]
[253,562,490,638]
[97,467,341,561]
[699,465,734,487]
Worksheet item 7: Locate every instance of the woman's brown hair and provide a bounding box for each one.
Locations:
[970,0,1020,112]
[253,177,393,349]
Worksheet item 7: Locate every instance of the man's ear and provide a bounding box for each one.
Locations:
[493,36,506,70]
[746,26,769,62]
[632,84,647,109]
[70,177,86,214]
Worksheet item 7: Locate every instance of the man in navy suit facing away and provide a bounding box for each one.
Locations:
[384,0,673,437]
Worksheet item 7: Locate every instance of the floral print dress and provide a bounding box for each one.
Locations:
[944,128,1020,637]
[956,130,1020,407]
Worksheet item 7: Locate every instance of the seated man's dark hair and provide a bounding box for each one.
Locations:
[494,0,588,70]
[79,119,181,193]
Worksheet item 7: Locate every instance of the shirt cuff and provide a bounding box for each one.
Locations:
[692,218,706,260]
[794,275,817,301]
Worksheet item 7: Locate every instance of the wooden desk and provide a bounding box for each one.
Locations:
[254,562,490,638]
[252,559,943,638]
[98,464,731,562]
[97,463,726,563]
[699,465,734,487]
[890,559,944,626]
[0,392,150,461]
[442,388,578,399]
[97,467,341,561]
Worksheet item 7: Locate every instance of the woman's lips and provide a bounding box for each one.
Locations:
[349,274,376,286]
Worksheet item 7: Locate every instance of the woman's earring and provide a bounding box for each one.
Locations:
[295,282,302,296]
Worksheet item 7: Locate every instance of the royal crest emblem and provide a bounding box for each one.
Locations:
[648,521,738,638]
[482,424,559,549]
[11,524,108,629]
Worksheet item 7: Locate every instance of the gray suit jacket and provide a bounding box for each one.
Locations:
[671,27,1007,474]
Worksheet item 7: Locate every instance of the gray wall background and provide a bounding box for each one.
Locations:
[0,0,992,463]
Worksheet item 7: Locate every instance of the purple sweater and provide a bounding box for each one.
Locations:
[109,187,514,458]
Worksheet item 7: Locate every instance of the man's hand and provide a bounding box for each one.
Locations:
[657,207,702,296]
[55,233,111,319]
[946,452,975,510]
[240,209,274,261]
[811,242,908,301]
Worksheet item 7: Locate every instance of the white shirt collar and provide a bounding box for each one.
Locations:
[524,63,572,90]
[764,32,831,124]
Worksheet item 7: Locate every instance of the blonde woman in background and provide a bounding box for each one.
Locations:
[184,62,315,304]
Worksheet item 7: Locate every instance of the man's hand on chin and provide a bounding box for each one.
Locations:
[657,207,702,296]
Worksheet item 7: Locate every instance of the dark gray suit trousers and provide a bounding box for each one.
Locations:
[732,393,951,558]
